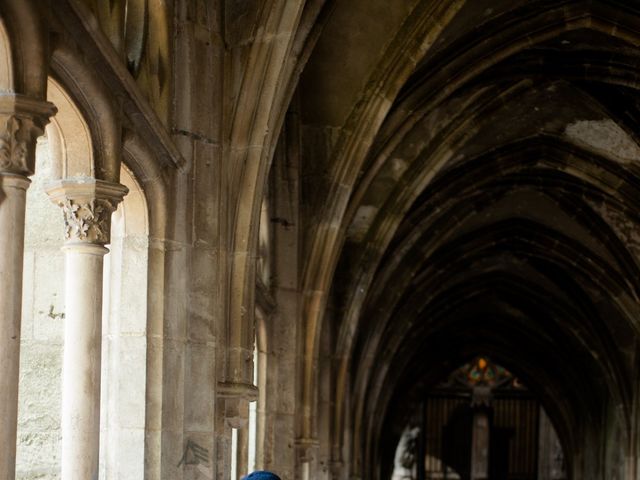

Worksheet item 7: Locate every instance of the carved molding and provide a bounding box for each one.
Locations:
[46,178,128,245]
[0,94,57,175]
[217,382,257,429]
[217,381,259,401]
[295,437,320,463]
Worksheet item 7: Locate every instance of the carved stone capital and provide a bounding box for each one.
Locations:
[46,178,128,245]
[0,94,57,176]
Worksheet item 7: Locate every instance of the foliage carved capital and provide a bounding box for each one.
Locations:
[0,94,56,175]
[46,178,128,245]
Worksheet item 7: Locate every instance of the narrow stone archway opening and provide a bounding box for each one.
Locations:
[391,357,566,480]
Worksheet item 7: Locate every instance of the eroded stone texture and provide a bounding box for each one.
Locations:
[565,119,640,164]
[17,138,65,480]
[8,2,640,480]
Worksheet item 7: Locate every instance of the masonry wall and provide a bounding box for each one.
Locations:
[16,137,65,479]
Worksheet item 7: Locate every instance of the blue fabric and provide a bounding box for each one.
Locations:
[242,471,282,480]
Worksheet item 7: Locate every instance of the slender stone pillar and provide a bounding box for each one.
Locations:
[47,179,127,480]
[471,411,490,480]
[470,386,492,480]
[0,95,55,480]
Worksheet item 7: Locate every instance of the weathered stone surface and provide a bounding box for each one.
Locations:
[565,119,640,164]
[8,2,640,480]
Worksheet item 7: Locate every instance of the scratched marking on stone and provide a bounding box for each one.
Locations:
[177,440,209,467]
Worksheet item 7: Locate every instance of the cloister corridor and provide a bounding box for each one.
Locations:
[2,1,640,479]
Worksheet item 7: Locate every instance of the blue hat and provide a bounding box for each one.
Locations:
[242,471,282,480]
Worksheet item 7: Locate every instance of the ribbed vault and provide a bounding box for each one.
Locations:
[297,1,640,478]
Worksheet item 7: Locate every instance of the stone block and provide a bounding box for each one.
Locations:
[17,343,63,431]
[15,431,61,479]
[31,250,65,343]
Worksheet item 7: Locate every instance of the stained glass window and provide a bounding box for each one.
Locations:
[441,357,525,391]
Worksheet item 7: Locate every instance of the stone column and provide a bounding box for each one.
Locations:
[471,411,490,480]
[470,386,492,480]
[47,179,127,480]
[0,94,55,480]
[236,425,249,479]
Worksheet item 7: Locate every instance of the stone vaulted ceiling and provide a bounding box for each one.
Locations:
[296,0,640,477]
